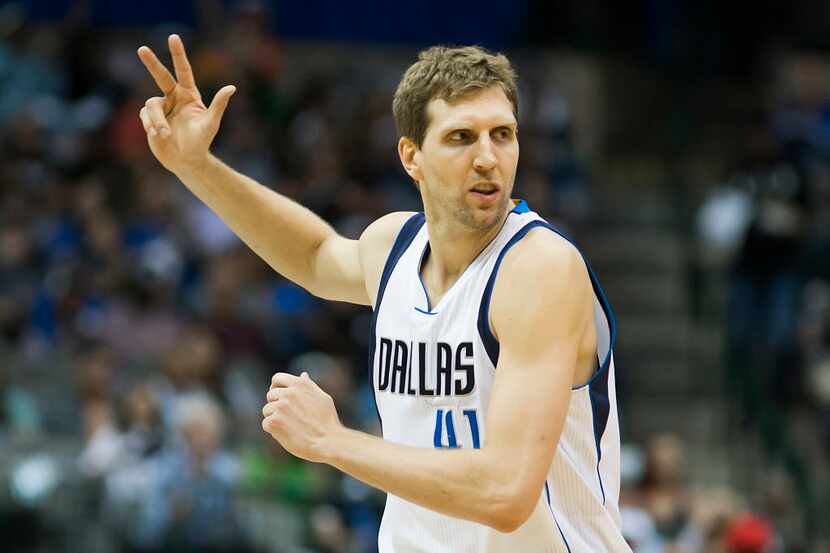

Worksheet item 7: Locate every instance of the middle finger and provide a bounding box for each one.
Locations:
[168,34,197,90]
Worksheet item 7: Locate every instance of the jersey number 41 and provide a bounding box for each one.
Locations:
[433,409,481,449]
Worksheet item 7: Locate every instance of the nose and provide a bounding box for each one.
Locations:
[473,136,497,172]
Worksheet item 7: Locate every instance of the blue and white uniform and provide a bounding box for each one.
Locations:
[369,201,631,553]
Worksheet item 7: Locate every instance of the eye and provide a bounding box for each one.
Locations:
[448,130,471,142]
[493,127,514,140]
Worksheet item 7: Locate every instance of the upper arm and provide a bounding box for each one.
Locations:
[311,212,415,306]
[359,212,417,307]
[484,231,594,518]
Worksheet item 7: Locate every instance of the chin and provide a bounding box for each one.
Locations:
[459,202,508,231]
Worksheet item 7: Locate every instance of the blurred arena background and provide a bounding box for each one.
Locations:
[1,1,830,552]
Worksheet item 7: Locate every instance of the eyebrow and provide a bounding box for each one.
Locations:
[443,122,518,134]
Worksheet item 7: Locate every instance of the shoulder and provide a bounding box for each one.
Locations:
[490,226,592,337]
[501,227,588,289]
[358,211,420,306]
[358,211,420,251]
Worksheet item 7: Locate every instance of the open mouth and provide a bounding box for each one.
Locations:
[468,187,501,205]
[469,183,500,197]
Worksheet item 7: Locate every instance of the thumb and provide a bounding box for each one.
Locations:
[207,85,236,123]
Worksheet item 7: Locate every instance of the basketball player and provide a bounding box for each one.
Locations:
[137,35,631,552]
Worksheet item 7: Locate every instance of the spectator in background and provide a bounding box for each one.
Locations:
[726,132,810,419]
[640,434,692,543]
[149,325,223,431]
[76,345,124,478]
[120,383,164,462]
[134,393,245,553]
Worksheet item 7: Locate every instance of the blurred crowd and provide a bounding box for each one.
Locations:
[0,3,829,553]
[696,52,830,549]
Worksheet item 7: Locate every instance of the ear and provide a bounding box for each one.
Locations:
[397,136,423,185]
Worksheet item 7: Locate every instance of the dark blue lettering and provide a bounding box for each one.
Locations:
[436,342,452,396]
[378,338,392,391]
[391,340,408,394]
[454,342,475,395]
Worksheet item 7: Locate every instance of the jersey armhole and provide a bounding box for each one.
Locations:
[476,221,617,377]
[476,220,549,367]
[372,213,425,312]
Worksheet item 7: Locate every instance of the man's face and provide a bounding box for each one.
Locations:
[410,86,519,231]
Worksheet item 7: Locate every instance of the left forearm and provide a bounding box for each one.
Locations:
[322,427,518,530]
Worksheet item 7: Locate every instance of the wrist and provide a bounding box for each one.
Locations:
[173,152,220,181]
[317,423,350,466]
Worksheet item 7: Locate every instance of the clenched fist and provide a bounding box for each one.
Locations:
[262,372,342,463]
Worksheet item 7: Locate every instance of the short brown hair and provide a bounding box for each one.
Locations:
[393,45,519,148]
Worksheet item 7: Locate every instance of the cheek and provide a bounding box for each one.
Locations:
[425,152,464,184]
[499,143,519,167]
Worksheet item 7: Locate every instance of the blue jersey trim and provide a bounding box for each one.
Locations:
[416,242,434,312]
[510,199,530,214]
[414,306,439,315]
[545,481,572,553]
[476,219,549,367]
[476,214,618,508]
[368,213,426,432]
[589,353,610,505]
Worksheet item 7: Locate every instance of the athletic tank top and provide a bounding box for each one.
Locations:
[369,200,631,553]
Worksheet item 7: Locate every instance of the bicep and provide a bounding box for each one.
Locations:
[485,340,576,495]
[311,212,416,306]
[484,237,593,502]
[312,234,370,305]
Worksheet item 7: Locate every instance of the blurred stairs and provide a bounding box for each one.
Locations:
[579,157,731,485]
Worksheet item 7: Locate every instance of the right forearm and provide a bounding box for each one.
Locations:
[175,154,335,289]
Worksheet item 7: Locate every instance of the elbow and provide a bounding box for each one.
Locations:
[483,490,536,533]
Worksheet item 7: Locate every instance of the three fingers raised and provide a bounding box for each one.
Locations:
[136,35,236,140]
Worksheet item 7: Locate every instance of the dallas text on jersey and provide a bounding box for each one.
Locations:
[376,338,476,397]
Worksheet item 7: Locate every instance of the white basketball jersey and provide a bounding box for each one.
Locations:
[369,201,631,553]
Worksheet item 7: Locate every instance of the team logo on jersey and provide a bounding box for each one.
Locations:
[376,338,475,397]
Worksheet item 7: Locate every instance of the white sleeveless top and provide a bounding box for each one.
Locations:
[369,201,631,553]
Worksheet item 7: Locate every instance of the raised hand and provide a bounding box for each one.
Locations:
[137,34,236,175]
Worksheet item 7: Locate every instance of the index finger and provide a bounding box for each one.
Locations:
[137,46,176,95]
[168,34,197,90]
[271,373,302,388]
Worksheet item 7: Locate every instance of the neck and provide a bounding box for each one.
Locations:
[423,209,509,288]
